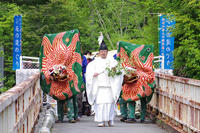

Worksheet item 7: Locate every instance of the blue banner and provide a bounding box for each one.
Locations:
[159,15,175,69]
[13,15,22,70]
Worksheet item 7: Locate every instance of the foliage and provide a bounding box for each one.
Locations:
[0,0,50,6]
[0,0,200,92]
[21,0,99,56]
[172,0,200,79]
[106,60,123,77]
[0,0,100,90]
[130,16,159,56]
[127,0,200,79]
[89,0,146,50]
[0,2,21,91]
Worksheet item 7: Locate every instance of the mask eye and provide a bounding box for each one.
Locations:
[147,48,151,52]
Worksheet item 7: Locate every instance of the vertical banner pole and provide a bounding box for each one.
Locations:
[13,15,22,70]
[159,15,175,70]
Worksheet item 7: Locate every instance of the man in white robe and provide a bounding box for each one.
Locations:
[86,41,123,127]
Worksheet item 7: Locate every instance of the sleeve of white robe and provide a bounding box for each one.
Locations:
[109,58,124,103]
[110,74,124,103]
[85,61,98,105]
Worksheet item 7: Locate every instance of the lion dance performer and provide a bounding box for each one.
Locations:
[40,29,85,123]
[118,41,156,123]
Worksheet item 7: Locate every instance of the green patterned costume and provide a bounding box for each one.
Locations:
[40,29,85,121]
[119,97,147,121]
[57,96,78,121]
[117,41,156,122]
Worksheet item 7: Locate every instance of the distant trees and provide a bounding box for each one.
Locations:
[0,0,199,92]
[172,0,200,79]
[0,2,21,91]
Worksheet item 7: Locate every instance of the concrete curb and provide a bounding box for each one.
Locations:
[155,118,180,133]
[147,109,180,133]
[34,105,56,133]
[39,108,56,133]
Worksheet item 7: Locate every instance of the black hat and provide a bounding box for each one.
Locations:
[99,40,108,50]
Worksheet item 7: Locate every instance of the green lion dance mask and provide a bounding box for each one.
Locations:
[118,41,156,102]
[40,29,85,100]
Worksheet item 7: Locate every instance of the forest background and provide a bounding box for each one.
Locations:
[0,0,199,92]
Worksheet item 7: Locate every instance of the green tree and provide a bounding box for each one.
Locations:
[1,0,200,93]
[21,0,99,56]
[127,0,200,79]
[89,0,142,49]
[172,0,200,79]
[0,2,21,91]
[87,0,161,55]
[0,0,49,6]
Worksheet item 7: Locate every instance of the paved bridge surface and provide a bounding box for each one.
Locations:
[1,72,199,133]
[52,116,167,133]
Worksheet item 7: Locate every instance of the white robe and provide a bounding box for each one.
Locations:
[86,57,123,122]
